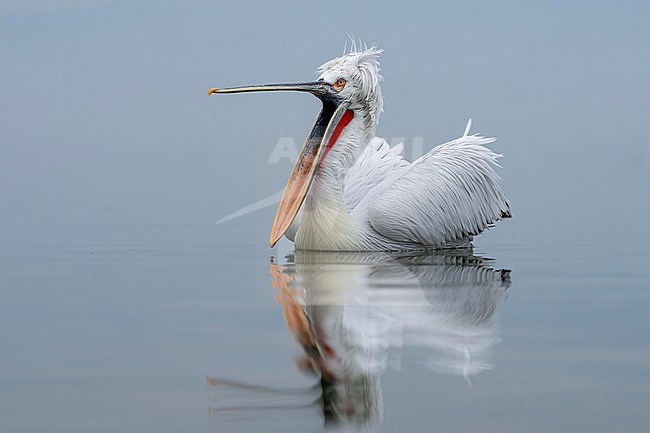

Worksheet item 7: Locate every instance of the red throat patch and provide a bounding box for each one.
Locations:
[319,109,354,166]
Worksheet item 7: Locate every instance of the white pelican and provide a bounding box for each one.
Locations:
[208,45,511,251]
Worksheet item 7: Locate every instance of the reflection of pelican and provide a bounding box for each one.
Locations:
[272,250,511,428]
[206,251,510,429]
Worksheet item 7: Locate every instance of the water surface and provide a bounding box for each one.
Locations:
[1,222,648,433]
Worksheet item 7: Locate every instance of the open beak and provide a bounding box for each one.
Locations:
[208,81,349,247]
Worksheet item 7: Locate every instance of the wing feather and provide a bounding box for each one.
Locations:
[368,134,510,247]
[343,137,409,211]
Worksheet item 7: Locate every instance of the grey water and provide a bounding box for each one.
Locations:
[1,218,648,433]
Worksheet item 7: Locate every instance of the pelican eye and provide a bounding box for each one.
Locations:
[333,77,347,91]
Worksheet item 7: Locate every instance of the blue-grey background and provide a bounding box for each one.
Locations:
[2,0,649,238]
[1,1,649,432]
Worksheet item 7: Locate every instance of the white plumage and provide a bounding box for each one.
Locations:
[288,46,510,251]
[210,42,510,251]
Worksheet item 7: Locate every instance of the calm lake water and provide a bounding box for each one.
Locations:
[1,220,648,433]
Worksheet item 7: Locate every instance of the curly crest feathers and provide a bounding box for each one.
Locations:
[317,43,384,126]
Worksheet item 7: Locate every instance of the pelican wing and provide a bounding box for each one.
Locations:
[343,137,410,212]
[367,135,511,247]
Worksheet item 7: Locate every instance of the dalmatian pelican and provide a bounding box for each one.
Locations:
[208,44,510,251]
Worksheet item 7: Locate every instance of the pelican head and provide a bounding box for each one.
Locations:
[208,46,384,247]
[316,46,383,128]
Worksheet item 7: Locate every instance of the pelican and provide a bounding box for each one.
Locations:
[208,44,511,251]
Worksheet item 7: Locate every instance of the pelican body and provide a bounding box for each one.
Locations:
[209,46,510,251]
